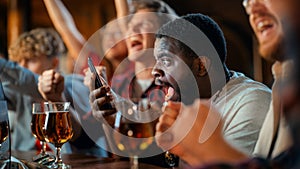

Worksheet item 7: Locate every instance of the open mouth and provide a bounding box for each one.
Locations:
[165,86,175,101]
[257,20,274,36]
[154,77,179,102]
[129,37,143,51]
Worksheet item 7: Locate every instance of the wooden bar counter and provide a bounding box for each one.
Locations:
[11,151,174,169]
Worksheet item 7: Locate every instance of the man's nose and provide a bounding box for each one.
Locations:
[243,0,266,15]
[151,67,164,78]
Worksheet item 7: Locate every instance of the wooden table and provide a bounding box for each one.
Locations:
[11,151,175,169]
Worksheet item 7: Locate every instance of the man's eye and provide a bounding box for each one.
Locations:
[161,58,172,67]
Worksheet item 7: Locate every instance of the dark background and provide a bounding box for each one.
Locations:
[0,0,273,86]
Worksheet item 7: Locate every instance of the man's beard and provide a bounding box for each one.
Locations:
[259,34,286,62]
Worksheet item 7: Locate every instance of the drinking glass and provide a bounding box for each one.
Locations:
[110,98,158,169]
[31,102,55,162]
[0,101,9,158]
[43,102,73,169]
[0,112,9,149]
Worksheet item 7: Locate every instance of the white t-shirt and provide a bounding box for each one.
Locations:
[212,71,272,155]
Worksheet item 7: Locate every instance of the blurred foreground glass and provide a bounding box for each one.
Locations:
[104,98,159,169]
[43,102,73,169]
[0,100,11,168]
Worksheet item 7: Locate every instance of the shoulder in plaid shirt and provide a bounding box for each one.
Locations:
[111,67,165,105]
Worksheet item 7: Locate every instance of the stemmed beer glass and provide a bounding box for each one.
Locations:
[31,102,54,162]
[43,102,73,169]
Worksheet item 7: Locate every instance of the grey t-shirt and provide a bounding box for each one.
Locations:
[212,71,271,155]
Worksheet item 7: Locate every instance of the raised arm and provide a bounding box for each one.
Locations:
[114,0,130,33]
[43,0,86,66]
[115,0,129,18]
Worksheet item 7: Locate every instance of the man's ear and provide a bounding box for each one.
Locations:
[193,56,211,77]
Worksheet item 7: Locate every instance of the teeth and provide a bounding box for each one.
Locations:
[257,20,272,31]
[165,87,174,101]
[130,36,140,42]
[257,22,265,30]
[130,36,141,47]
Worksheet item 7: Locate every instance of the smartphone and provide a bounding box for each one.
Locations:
[88,56,103,89]
[88,57,114,111]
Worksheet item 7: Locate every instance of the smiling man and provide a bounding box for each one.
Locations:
[152,13,271,156]
[243,0,285,62]
[243,0,294,158]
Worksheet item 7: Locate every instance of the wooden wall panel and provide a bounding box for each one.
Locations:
[30,0,115,40]
[0,0,7,58]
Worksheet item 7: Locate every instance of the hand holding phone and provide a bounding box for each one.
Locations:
[88,57,103,89]
[88,57,114,111]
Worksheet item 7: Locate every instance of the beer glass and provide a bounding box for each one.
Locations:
[31,102,50,161]
[43,102,73,169]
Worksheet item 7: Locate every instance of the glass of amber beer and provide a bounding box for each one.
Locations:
[43,102,73,169]
[31,102,51,161]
